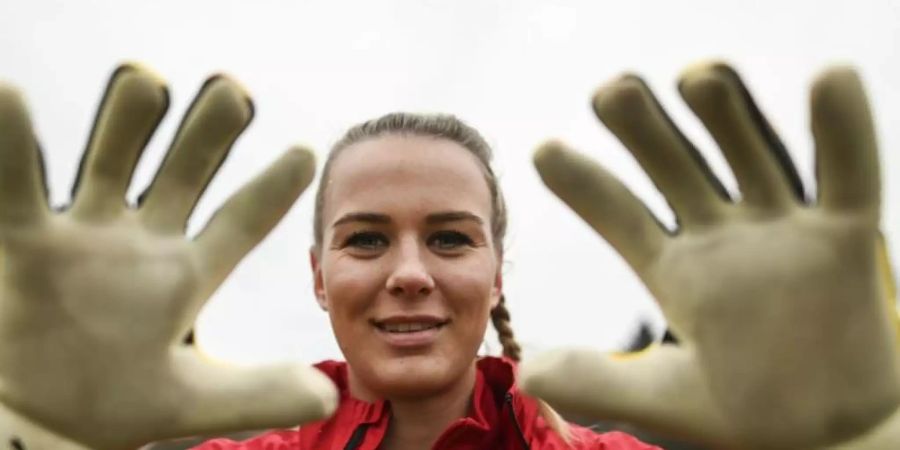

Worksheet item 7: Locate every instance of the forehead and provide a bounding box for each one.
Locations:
[323,135,493,224]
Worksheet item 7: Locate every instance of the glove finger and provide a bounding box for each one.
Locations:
[70,64,169,221]
[186,147,316,340]
[170,349,338,438]
[139,75,253,234]
[519,345,727,445]
[810,67,879,217]
[0,84,49,226]
[679,62,805,210]
[534,140,666,271]
[593,75,728,228]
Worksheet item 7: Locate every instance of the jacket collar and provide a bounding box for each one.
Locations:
[313,357,522,449]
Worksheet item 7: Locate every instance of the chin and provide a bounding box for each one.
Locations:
[359,353,472,399]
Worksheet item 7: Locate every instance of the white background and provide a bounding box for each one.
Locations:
[1,0,898,364]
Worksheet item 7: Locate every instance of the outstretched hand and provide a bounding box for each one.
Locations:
[0,64,336,449]
[520,63,899,449]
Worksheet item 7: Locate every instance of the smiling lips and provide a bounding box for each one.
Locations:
[372,316,450,348]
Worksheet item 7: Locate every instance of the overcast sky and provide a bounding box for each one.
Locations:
[2,0,898,364]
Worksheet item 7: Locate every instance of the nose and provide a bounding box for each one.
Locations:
[386,238,435,298]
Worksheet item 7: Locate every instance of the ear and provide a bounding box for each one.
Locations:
[309,247,328,311]
[490,268,503,310]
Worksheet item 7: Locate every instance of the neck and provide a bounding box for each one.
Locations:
[351,362,478,450]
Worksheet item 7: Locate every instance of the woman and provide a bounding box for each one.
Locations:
[195,113,659,449]
[0,62,892,450]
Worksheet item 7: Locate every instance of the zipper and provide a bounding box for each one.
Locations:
[343,423,370,450]
[505,393,531,450]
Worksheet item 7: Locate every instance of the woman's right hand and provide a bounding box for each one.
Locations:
[0,64,336,450]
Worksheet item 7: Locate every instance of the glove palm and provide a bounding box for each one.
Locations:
[0,65,336,450]
[521,63,899,449]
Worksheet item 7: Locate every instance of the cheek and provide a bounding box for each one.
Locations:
[437,258,498,331]
[322,258,384,329]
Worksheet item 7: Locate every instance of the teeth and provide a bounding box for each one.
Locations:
[381,322,441,333]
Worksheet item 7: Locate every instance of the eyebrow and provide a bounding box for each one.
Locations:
[332,212,391,227]
[425,211,484,225]
[331,210,484,227]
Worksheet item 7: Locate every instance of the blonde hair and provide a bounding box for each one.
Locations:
[313,112,570,444]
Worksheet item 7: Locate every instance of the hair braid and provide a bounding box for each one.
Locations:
[490,295,522,362]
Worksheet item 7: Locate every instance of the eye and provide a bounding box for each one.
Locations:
[428,230,474,252]
[343,231,389,251]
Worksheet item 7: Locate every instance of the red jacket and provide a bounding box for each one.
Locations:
[194,357,659,450]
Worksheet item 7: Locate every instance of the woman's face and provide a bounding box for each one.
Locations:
[311,135,502,399]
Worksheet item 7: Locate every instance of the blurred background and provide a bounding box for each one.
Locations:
[2,1,898,448]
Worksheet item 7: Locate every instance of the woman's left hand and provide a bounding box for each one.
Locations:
[519,62,900,450]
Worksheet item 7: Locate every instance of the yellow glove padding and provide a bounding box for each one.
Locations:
[0,64,337,449]
[520,63,900,449]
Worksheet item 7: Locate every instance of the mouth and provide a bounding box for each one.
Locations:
[374,321,448,333]
[371,316,450,347]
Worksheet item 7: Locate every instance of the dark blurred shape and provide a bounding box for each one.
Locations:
[662,329,678,344]
[627,321,656,351]
[182,329,195,345]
